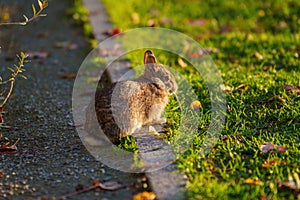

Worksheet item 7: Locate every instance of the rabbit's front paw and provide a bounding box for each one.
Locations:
[153,117,167,124]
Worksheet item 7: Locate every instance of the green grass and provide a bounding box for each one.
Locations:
[95,0,300,199]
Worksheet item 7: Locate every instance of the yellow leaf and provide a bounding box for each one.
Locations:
[38,0,43,9]
[190,100,202,109]
[133,191,156,200]
[254,51,264,60]
[245,178,263,186]
[178,57,187,68]
[131,12,140,24]
[32,4,37,15]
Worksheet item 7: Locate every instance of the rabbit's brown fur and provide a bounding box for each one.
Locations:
[85,50,177,143]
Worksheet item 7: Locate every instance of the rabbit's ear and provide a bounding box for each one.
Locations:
[145,55,157,64]
[144,50,155,64]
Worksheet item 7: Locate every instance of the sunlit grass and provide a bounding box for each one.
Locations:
[98,0,300,199]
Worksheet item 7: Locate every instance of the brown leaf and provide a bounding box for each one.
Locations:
[188,48,218,58]
[260,142,275,154]
[133,191,156,200]
[284,84,300,95]
[147,19,157,27]
[277,173,300,190]
[261,159,288,168]
[56,180,123,199]
[92,180,100,186]
[0,169,4,178]
[67,122,82,127]
[260,142,287,154]
[26,51,49,59]
[68,43,79,50]
[235,84,249,91]
[0,138,20,152]
[53,41,79,50]
[99,181,124,191]
[59,73,77,79]
[188,18,206,26]
[245,178,264,186]
[276,145,287,153]
[160,16,173,25]
[260,195,273,200]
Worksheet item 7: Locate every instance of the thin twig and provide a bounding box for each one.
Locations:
[0,80,14,107]
[0,0,48,26]
[56,184,99,200]
[0,53,28,108]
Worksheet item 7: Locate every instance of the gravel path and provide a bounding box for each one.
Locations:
[0,1,148,199]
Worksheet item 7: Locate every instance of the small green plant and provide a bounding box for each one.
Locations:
[0,52,29,107]
[0,0,48,127]
[118,135,138,152]
[0,0,48,26]
[0,53,29,127]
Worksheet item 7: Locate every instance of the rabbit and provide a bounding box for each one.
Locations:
[85,50,178,144]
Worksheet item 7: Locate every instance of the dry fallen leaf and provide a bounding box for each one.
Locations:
[254,51,264,60]
[245,178,264,186]
[147,19,157,27]
[0,138,20,152]
[190,100,202,109]
[133,191,156,200]
[276,145,288,153]
[0,169,3,178]
[188,18,206,26]
[188,48,218,58]
[260,195,273,200]
[67,122,82,127]
[131,12,140,24]
[220,84,234,93]
[235,84,249,91]
[57,180,124,199]
[160,16,172,25]
[26,51,49,59]
[261,159,288,168]
[260,142,287,154]
[260,142,275,154]
[277,173,300,190]
[178,57,187,68]
[93,180,124,191]
[284,84,300,95]
[59,73,77,79]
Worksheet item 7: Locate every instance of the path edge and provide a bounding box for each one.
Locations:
[81,0,187,199]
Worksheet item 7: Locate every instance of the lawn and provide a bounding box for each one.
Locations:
[97,0,300,199]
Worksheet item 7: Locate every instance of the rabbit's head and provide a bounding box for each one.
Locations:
[143,50,178,94]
